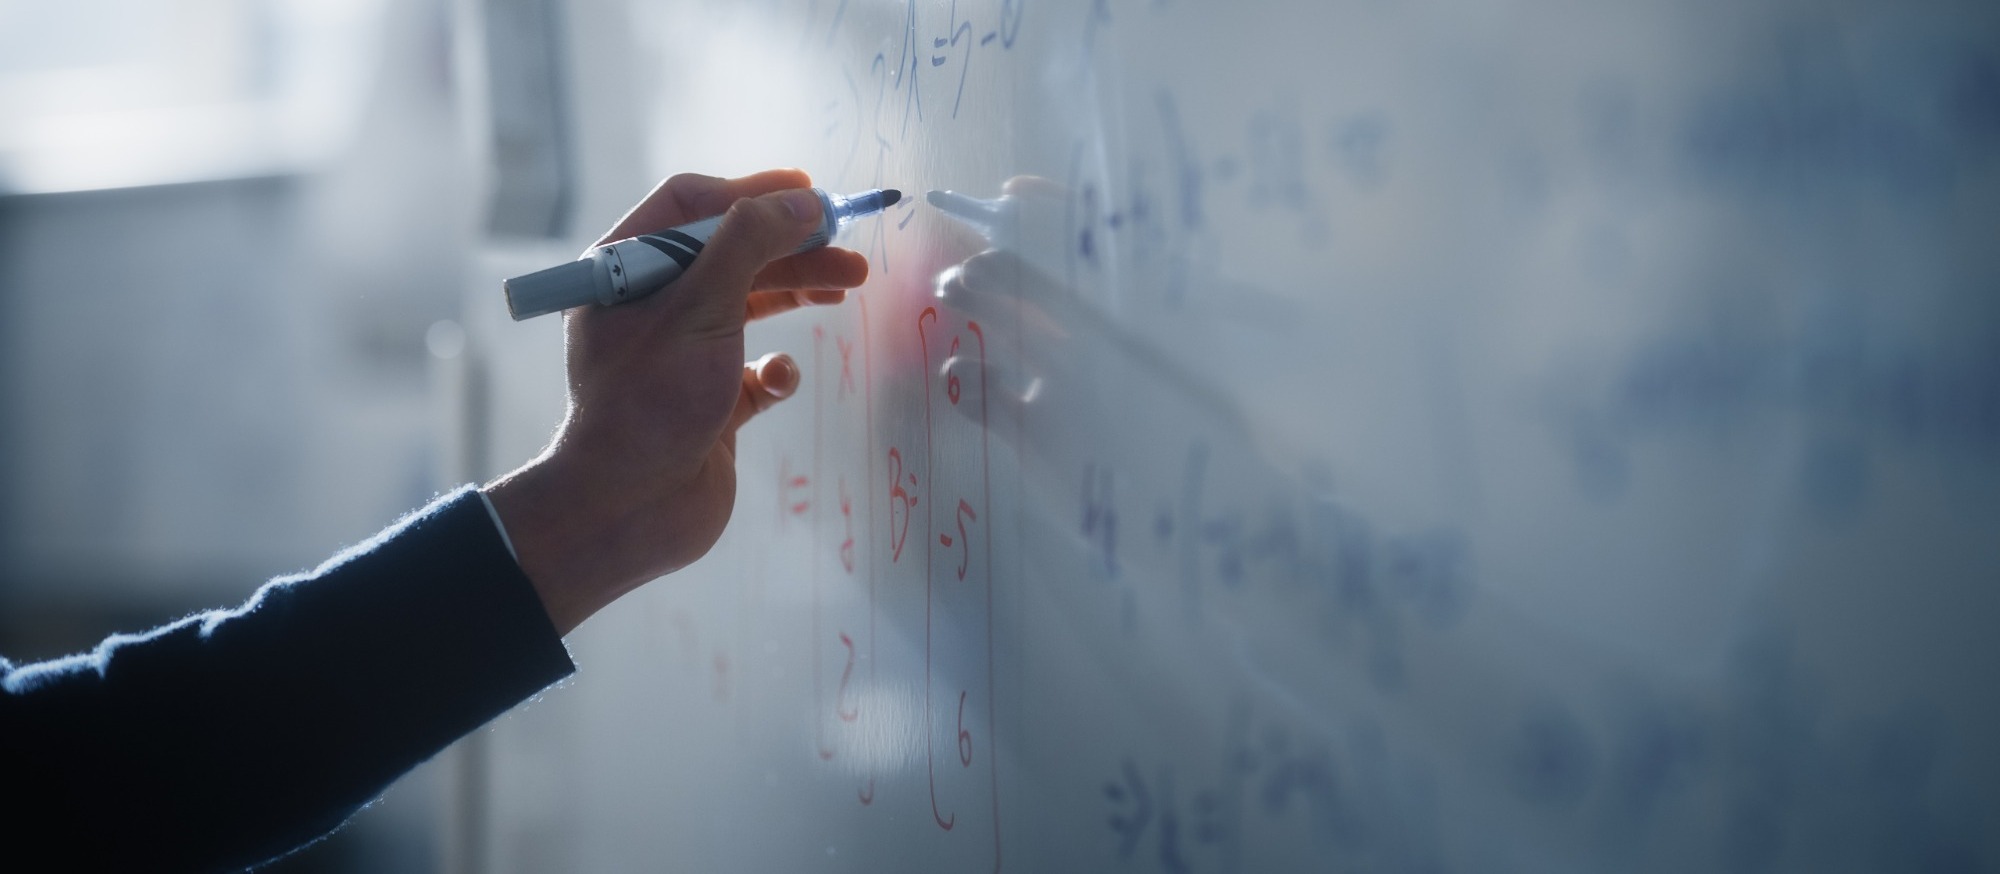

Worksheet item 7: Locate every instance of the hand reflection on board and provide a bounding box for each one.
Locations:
[919,177,1472,665]
[926,176,1251,463]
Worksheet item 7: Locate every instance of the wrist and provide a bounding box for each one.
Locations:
[482,452,603,636]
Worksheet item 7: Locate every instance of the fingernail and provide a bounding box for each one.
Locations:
[780,189,821,223]
[765,354,799,398]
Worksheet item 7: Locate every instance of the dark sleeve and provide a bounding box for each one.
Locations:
[0,487,577,872]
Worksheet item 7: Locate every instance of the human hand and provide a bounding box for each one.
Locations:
[485,169,869,635]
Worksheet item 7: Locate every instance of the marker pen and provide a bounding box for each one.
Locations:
[927,185,1069,282]
[504,187,901,320]
[927,189,1011,243]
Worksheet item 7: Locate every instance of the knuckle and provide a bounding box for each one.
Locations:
[720,198,766,233]
[764,260,800,288]
[962,249,1011,285]
[720,197,794,250]
[664,173,724,215]
[663,172,716,195]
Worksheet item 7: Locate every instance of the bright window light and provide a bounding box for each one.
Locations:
[0,0,389,194]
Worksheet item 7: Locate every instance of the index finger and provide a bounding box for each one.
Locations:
[593,168,815,247]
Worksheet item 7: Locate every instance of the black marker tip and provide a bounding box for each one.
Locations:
[880,189,902,206]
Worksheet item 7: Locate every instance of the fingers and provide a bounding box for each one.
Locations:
[1000,174,1065,199]
[674,188,826,336]
[728,353,801,436]
[752,246,869,292]
[595,168,814,247]
[934,249,1071,345]
[746,288,848,323]
[743,247,867,320]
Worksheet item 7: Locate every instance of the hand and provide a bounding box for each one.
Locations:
[485,169,869,635]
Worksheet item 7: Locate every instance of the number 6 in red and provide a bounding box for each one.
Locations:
[957,689,973,767]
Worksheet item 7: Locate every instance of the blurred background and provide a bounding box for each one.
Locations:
[1,0,494,869]
[5,1,1997,872]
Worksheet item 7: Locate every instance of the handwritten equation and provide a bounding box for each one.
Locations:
[766,296,1004,869]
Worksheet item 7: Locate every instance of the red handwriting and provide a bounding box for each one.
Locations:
[939,498,978,579]
[919,307,957,834]
[781,456,811,519]
[836,631,861,722]
[838,333,857,397]
[888,447,918,562]
[916,304,1004,862]
[839,477,857,573]
[957,689,974,767]
[857,299,883,811]
[813,323,832,762]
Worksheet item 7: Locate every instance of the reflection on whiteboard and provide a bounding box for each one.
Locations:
[473,1,2000,871]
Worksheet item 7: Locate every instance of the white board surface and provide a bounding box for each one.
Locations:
[468,1,2000,871]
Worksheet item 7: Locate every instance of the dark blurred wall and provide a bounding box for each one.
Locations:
[0,0,467,643]
[0,0,471,870]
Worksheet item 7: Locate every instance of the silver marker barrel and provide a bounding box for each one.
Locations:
[504,187,902,321]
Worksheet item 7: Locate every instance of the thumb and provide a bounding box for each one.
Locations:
[678,188,823,335]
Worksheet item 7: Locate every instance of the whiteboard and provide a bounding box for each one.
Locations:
[465,1,2000,871]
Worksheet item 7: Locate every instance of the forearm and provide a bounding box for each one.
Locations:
[0,488,574,871]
